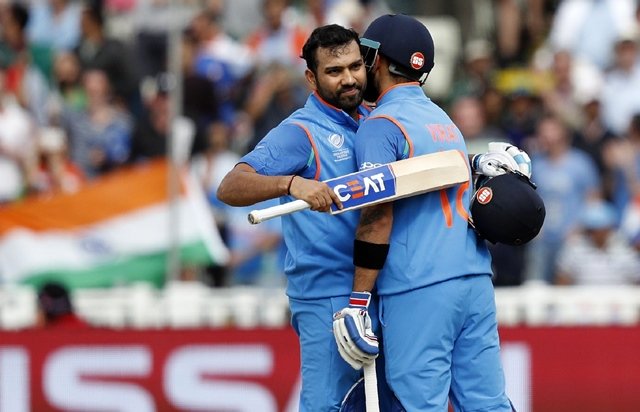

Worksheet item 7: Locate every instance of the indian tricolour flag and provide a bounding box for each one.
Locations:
[0,160,229,288]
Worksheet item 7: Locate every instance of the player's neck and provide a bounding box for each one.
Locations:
[346,109,359,121]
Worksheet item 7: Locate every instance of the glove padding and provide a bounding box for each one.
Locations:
[333,292,379,370]
[473,142,532,178]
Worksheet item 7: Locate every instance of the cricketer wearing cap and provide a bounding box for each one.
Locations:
[217,25,399,411]
[333,14,515,412]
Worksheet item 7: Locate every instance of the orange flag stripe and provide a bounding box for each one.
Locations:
[0,160,185,235]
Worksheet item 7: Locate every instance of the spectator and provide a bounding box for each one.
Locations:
[0,63,37,202]
[450,95,507,154]
[131,0,200,77]
[547,0,636,70]
[63,69,132,178]
[129,75,171,162]
[572,78,619,202]
[35,281,90,328]
[493,0,548,67]
[448,38,497,105]
[245,0,308,70]
[0,2,51,125]
[500,88,543,150]
[32,126,84,194]
[75,3,140,114]
[481,87,508,136]
[540,50,587,130]
[526,114,601,283]
[130,73,198,164]
[555,201,640,286]
[50,51,86,114]
[600,31,640,137]
[190,9,255,127]
[181,30,219,157]
[27,0,82,52]
[608,114,640,215]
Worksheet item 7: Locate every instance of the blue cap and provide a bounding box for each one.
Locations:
[362,14,435,81]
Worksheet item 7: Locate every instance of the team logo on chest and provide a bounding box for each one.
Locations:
[328,133,344,148]
[327,133,351,162]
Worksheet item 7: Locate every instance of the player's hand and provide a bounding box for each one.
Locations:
[333,292,379,370]
[473,142,532,178]
[289,177,343,212]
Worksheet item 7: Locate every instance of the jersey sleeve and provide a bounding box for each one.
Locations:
[354,117,406,171]
[241,123,313,176]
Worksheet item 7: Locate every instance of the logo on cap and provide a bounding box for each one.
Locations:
[476,187,493,205]
[410,52,425,70]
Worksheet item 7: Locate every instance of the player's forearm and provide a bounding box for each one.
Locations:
[353,267,379,293]
[217,164,291,207]
[353,203,393,292]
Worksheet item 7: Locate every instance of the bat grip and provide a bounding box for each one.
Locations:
[364,361,379,412]
[247,199,310,224]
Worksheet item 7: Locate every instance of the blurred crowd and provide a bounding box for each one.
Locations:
[2,0,640,288]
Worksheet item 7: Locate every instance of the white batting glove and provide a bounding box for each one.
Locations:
[473,142,532,178]
[333,292,379,370]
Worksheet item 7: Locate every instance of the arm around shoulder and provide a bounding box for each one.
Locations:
[216,163,292,207]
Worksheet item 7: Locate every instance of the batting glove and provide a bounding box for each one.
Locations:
[333,292,379,370]
[473,142,532,178]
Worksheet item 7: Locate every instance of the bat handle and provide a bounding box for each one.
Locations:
[364,361,379,412]
[248,199,310,224]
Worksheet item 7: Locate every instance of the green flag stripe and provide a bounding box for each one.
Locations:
[21,242,212,290]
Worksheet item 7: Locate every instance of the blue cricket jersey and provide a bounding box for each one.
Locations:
[242,92,371,299]
[355,84,493,295]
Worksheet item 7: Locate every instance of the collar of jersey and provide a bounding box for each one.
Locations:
[376,82,426,106]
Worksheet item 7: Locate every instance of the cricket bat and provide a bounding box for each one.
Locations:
[248,149,469,224]
[364,362,379,412]
[339,361,379,412]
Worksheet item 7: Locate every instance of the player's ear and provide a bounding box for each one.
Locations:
[304,68,317,90]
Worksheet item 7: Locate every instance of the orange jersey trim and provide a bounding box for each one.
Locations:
[368,114,415,157]
[292,122,322,181]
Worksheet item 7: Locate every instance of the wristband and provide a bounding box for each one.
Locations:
[349,291,371,309]
[287,175,296,195]
[353,239,389,270]
[471,154,481,173]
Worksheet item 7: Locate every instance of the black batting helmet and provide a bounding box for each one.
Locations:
[470,172,545,245]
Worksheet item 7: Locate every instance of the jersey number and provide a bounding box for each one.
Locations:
[439,182,470,227]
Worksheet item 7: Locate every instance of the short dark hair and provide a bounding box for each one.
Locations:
[9,2,29,30]
[300,24,360,73]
